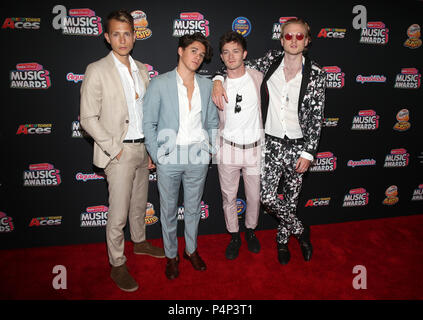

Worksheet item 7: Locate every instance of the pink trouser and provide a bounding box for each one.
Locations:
[217,142,261,233]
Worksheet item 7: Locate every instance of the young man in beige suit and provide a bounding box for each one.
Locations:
[80,10,164,292]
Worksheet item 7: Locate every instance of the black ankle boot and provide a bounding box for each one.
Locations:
[298,225,313,262]
[245,228,260,253]
[277,243,291,265]
[225,232,241,260]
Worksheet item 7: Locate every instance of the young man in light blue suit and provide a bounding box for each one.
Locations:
[143,33,219,280]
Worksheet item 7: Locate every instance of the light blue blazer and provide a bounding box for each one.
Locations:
[143,68,219,164]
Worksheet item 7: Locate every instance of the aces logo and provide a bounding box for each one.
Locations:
[23,163,61,187]
[382,185,399,206]
[317,28,346,39]
[52,5,102,36]
[173,12,210,37]
[384,148,409,168]
[351,110,379,130]
[359,21,389,45]
[393,109,411,132]
[2,17,40,30]
[17,124,52,135]
[10,63,51,89]
[394,68,421,89]
[323,66,345,89]
[343,188,369,207]
[305,197,331,207]
[309,152,337,172]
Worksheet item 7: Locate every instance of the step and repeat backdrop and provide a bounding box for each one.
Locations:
[1,1,422,249]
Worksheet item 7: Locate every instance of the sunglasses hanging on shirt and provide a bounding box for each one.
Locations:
[235,94,242,113]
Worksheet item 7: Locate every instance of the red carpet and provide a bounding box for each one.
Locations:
[1,214,422,300]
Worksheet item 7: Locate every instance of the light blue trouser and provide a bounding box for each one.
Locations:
[156,144,210,258]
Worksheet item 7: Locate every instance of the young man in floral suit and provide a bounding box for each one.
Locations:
[212,18,326,265]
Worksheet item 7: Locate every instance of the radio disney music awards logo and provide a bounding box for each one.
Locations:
[237,199,246,218]
[309,152,337,172]
[404,24,421,49]
[347,158,376,168]
[394,68,421,89]
[359,21,389,45]
[145,203,158,226]
[72,117,89,138]
[342,188,369,207]
[66,72,84,83]
[10,63,51,89]
[411,184,423,201]
[271,16,296,40]
[52,5,102,36]
[173,12,210,37]
[145,64,159,79]
[80,205,108,227]
[131,10,152,40]
[355,74,386,84]
[351,110,379,130]
[323,66,345,89]
[23,163,61,187]
[0,212,14,233]
[393,109,411,132]
[232,17,251,37]
[2,17,40,30]
[323,117,339,127]
[177,201,209,220]
[384,148,409,168]
[75,172,105,182]
[382,185,399,206]
[305,197,331,207]
[29,216,62,227]
[317,27,346,39]
[16,124,52,135]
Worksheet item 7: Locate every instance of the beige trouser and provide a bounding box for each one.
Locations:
[104,142,149,267]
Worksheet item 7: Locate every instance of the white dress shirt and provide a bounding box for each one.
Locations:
[265,56,313,161]
[175,71,206,145]
[223,72,261,145]
[111,52,144,140]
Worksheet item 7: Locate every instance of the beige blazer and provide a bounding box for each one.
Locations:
[80,51,150,168]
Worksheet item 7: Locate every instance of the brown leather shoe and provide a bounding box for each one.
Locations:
[183,250,207,271]
[110,264,138,292]
[165,256,179,280]
[134,240,165,258]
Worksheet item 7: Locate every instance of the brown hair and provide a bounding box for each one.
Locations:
[219,31,247,53]
[105,10,134,33]
[178,32,213,63]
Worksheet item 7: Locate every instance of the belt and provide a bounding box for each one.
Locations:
[123,138,145,143]
[223,138,260,149]
[265,134,304,144]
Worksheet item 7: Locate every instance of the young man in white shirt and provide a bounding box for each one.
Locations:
[215,31,264,260]
[143,33,219,280]
[80,10,165,292]
[212,19,326,265]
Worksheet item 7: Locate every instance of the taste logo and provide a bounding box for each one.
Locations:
[343,188,369,207]
[131,10,152,40]
[393,109,411,132]
[10,63,51,89]
[173,12,210,37]
[359,21,389,45]
[404,24,421,49]
[309,152,337,172]
[23,163,61,187]
[323,66,345,89]
[271,16,297,40]
[382,185,399,206]
[236,199,246,217]
[52,5,102,36]
[145,203,158,225]
[394,68,421,89]
[351,110,379,130]
[0,212,14,233]
[384,148,409,168]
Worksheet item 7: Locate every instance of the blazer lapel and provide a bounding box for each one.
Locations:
[195,74,208,125]
[105,52,128,111]
[166,68,180,123]
[298,55,312,111]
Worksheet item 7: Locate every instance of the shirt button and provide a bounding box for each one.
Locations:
[125,120,129,124]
